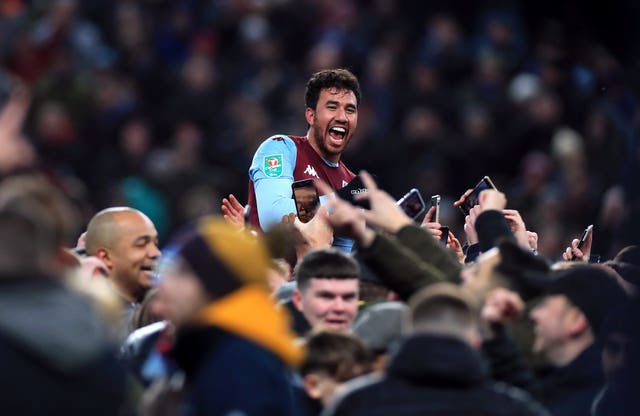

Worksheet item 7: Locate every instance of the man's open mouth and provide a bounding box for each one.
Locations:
[328,126,347,143]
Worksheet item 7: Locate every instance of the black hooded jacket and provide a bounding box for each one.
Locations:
[324,334,550,416]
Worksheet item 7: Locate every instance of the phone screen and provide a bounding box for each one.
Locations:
[292,179,320,223]
[571,224,593,260]
[576,224,594,250]
[398,188,426,220]
[430,195,441,223]
[440,226,449,247]
[459,176,497,216]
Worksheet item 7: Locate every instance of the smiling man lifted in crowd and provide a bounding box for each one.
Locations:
[247,68,361,252]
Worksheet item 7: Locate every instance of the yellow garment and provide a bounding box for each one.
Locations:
[198,218,270,287]
[197,284,305,368]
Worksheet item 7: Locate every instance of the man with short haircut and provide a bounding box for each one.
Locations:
[300,331,373,412]
[325,283,550,416]
[247,69,361,251]
[527,266,628,415]
[292,248,360,333]
[84,207,161,337]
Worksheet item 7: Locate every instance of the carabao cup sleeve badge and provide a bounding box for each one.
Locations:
[264,155,283,177]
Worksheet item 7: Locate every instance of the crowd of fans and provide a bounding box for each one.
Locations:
[0,1,639,415]
[0,0,636,259]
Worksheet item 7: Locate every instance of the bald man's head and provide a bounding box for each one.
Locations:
[85,207,161,302]
[85,207,138,255]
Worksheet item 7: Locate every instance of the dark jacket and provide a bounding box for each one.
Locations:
[536,344,604,416]
[358,224,461,300]
[484,326,605,416]
[324,334,550,416]
[475,210,515,252]
[0,277,127,416]
[171,326,297,416]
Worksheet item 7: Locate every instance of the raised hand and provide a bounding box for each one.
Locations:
[464,205,481,245]
[353,171,413,233]
[478,189,507,212]
[447,229,465,263]
[562,227,593,262]
[0,86,36,174]
[315,178,370,246]
[481,287,525,325]
[502,209,531,250]
[221,194,246,230]
[420,206,442,239]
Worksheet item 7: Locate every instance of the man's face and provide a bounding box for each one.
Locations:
[157,258,210,327]
[107,212,161,297]
[306,87,358,163]
[530,294,574,358]
[294,278,359,331]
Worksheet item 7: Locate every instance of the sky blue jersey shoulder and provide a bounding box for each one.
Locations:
[249,135,298,230]
[249,135,297,181]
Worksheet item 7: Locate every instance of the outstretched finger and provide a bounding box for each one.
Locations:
[358,170,378,194]
[228,194,243,209]
[453,189,473,207]
[315,177,335,198]
[422,206,436,225]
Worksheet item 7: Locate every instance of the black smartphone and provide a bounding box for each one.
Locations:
[430,195,441,223]
[397,188,427,220]
[336,175,370,209]
[291,179,320,223]
[440,226,449,247]
[459,176,498,216]
[571,224,593,260]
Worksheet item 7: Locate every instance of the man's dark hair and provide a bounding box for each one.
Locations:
[300,330,372,381]
[305,68,361,110]
[294,248,360,292]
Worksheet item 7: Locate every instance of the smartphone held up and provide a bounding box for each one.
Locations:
[459,176,498,216]
[397,188,427,220]
[571,224,593,261]
[291,179,320,223]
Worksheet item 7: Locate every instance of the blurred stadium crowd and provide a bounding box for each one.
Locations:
[0,0,638,259]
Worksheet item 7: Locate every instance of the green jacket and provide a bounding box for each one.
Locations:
[358,225,461,300]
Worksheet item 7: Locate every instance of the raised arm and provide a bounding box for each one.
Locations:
[249,135,298,230]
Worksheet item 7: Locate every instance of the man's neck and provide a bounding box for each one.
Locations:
[548,332,595,367]
[108,276,142,304]
[306,131,340,164]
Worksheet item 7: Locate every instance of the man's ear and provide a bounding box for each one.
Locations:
[567,308,589,337]
[293,288,304,312]
[305,107,315,126]
[303,374,322,400]
[95,248,113,269]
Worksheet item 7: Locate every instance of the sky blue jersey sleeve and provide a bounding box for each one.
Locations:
[249,135,297,230]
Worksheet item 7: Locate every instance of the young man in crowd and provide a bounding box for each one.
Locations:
[290,248,360,335]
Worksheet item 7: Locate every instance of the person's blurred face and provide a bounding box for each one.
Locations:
[530,295,574,359]
[107,212,161,299]
[461,248,501,301]
[157,258,210,327]
[294,278,359,331]
[306,87,358,163]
